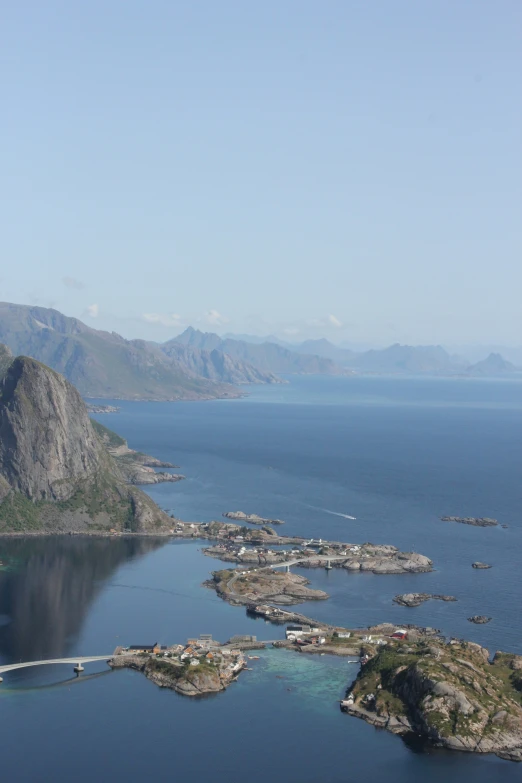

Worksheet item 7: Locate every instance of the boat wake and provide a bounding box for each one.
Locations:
[283,496,357,520]
[320,508,356,520]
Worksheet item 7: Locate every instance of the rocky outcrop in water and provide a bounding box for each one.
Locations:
[468,615,492,624]
[441,516,498,527]
[472,562,492,569]
[0,355,173,533]
[393,593,457,607]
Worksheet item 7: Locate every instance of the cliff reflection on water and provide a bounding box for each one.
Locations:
[0,536,164,663]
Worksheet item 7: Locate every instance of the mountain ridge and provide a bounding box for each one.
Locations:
[0,303,277,400]
[171,327,346,375]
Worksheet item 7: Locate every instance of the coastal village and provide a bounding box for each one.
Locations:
[109,634,249,695]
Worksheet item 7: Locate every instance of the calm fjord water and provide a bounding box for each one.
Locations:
[0,376,521,782]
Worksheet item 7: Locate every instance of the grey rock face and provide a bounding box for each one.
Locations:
[0,355,173,533]
[0,343,13,379]
[0,356,102,501]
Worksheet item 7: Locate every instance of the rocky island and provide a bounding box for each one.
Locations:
[340,637,522,762]
[441,516,498,527]
[207,568,329,606]
[203,537,433,574]
[202,535,433,609]
[109,639,246,696]
[393,593,457,607]
[468,615,492,624]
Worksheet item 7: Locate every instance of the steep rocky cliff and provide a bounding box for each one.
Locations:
[0,355,173,533]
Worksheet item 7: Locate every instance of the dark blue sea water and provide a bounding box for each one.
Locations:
[0,375,521,782]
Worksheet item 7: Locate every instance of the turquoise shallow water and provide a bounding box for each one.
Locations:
[0,375,521,781]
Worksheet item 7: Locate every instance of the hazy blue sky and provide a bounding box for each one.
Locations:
[1,1,520,345]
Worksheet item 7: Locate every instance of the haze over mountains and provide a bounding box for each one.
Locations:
[0,303,277,400]
[171,327,343,375]
[173,327,519,378]
[0,303,518,402]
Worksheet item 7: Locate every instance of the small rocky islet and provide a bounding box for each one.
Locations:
[441,516,499,527]
[393,593,457,607]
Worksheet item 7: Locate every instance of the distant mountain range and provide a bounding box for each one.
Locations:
[174,329,519,377]
[172,327,345,375]
[0,303,280,400]
[466,352,517,376]
[0,303,518,402]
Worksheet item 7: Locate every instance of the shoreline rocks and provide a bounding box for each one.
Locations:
[393,593,457,607]
[86,404,120,414]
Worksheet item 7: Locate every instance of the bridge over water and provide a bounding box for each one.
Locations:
[261,555,349,572]
[0,656,112,682]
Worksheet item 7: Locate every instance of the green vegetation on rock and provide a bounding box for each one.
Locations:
[345,638,522,761]
[90,418,127,448]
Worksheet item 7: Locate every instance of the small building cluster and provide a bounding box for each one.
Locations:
[119,635,246,680]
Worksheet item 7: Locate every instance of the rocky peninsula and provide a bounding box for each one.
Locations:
[91,419,185,486]
[341,637,522,762]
